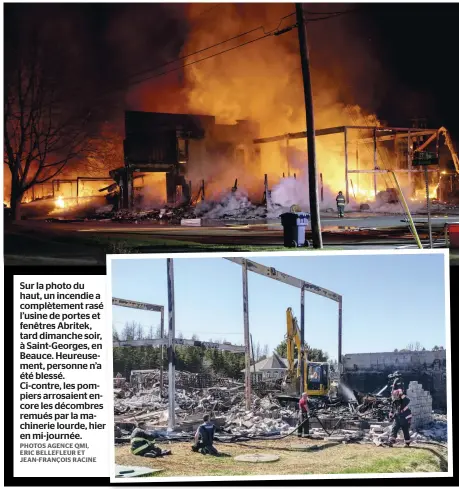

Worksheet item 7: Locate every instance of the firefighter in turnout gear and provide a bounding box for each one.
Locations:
[192,414,219,455]
[336,191,346,218]
[298,392,310,438]
[130,421,171,458]
[388,389,412,447]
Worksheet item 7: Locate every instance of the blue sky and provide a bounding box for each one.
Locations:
[110,253,447,360]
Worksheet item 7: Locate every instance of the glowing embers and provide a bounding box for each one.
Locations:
[55,196,65,209]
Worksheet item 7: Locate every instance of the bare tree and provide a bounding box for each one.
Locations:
[146,325,154,340]
[254,341,262,362]
[134,322,144,340]
[4,45,90,219]
[252,342,270,362]
[113,328,120,342]
[404,342,424,352]
[120,322,136,341]
[84,121,124,176]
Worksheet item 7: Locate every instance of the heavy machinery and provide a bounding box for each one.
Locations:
[277,307,330,403]
[413,127,459,175]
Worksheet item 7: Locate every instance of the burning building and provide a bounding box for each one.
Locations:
[112,110,260,209]
[254,122,459,208]
[113,112,459,213]
[6,4,459,218]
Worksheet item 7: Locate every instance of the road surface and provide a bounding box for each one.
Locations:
[4,211,458,266]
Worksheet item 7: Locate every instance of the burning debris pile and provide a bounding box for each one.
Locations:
[111,206,197,223]
[39,171,457,224]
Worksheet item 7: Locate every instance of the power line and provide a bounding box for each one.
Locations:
[128,31,275,87]
[128,12,296,84]
[305,7,360,16]
[127,10,358,87]
[306,13,354,22]
[9,10,357,116]
[127,26,266,84]
[195,4,222,18]
[262,12,296,35]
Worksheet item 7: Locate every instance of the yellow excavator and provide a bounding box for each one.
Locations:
[413,126,459,174]
[277,307,330,403]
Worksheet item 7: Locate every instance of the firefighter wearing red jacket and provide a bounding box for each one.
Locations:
[388,389,412,447]
[298,392,310,438]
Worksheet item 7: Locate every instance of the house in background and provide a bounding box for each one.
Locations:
[241,351,292,382]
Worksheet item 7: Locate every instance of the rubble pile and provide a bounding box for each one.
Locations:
[128,369,242,391]
[110,205,197,223]
[406,381,433,429]
[415,413,448,442]
[114,371,248,424]
[195,190,267,220]
[222,396,295,436]
[114,372,448,446]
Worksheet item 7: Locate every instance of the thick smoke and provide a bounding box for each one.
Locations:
[4,4,437,211]
[180,4,387,200]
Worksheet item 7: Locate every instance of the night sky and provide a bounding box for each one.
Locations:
[362,3,459,135]
[4,3,459,137]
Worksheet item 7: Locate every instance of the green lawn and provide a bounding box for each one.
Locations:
[115,438,447,478]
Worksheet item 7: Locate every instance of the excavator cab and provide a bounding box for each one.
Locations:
[307,362,330,397]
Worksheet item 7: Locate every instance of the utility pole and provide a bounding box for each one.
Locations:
[295,3,323,249]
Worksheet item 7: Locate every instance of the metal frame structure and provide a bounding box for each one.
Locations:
[224,257,343,409]
[112,257,341,428]
[112,264,245,431]
[254,125,441,203]
[112,297,165,396]
[52,177,113,199]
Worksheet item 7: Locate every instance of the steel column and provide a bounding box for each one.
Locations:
[424,166,433,248]
[373,128,378,197]
[300,286,305,395]
[407,130,412,196]
[242,259,251,410]
[167,258,176,431]
[338,297,343,373]
[160,307,164,398]
[286,138,290,177]
[344,127,349,203]
[356,142,359,193]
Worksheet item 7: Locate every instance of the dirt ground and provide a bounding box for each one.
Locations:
[115,437,447,478]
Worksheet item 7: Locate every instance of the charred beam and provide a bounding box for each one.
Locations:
[112,297,164,312]
[254,127,438,145]
[225,257,341,302]
[113,338,244,352]
[347,169,439,174]
[253,126,346,144]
